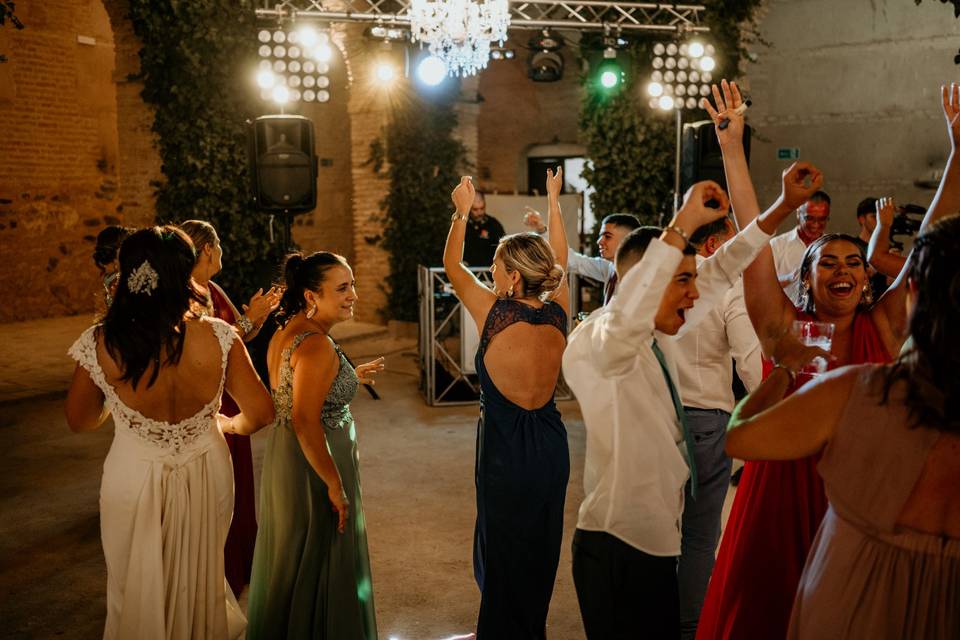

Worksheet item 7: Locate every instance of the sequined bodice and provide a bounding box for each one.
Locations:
[67,317,236,453]
[273,332,359,431]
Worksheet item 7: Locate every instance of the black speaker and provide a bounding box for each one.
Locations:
[248,115,318,213]
[680,120,751,196]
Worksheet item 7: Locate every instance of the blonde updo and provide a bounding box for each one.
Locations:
[495,232,565,301]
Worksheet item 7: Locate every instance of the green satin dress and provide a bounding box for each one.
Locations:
[247,332,377,639]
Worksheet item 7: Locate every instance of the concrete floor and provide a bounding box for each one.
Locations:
[0,317,738,639]
[0,327,590,639]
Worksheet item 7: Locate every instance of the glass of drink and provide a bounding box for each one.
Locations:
[791,320,835,376]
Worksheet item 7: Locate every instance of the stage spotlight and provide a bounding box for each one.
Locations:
[297,25,319,48]
[528,29,564,82]
[256,69,276,89]
[658,95,674,110]
[374,61,397,85]
[700,56,716,71]
[595,45,625,91]
[688,41,705,58]
[314,43,333,63]
[647,81,664,97]
[271,85,290,104]
[417,55,448,86]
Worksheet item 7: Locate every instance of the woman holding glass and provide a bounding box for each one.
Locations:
[692,80,958,640]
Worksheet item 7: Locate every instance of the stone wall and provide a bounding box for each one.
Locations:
[0,0,160,323]
[744,0,960,236]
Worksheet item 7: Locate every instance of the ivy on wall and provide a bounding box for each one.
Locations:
[129,0,280,300]
[369,85,467,322]
[578,0,765,226]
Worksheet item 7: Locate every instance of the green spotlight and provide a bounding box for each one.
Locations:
[596,57,625,91]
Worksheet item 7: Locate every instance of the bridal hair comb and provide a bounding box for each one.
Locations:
[127,260,159,295]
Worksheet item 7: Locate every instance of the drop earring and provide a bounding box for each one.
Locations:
[861,284,874,307]
[306,304,317,319]
[507,284,515,298]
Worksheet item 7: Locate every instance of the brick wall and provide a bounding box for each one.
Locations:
[0,0,160,322]
[476,53,583,194]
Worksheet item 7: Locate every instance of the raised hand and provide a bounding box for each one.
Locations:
[243,285,282,326]
[876,196,895,228]
[546,166,564,199]
[768,327,833,377]
[523,206,547,233]
[675,180,730,232]
[451,176,475,215]
[781,161,824,210]
[354,356,386,386]
[942,83,960,152]
[702,79,746,148]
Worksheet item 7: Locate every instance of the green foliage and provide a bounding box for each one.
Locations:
[129,0,281,300]
[578,0,765,227]
[369,85,467,321]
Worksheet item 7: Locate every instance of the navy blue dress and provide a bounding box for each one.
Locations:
[473,298,570,639]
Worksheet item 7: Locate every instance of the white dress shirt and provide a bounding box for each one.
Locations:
[563,220,772,556]
[567,248,615,285]
[770,227,808,304]
[675,270,762,413]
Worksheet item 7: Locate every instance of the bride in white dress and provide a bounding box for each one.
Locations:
[65,226,275,640]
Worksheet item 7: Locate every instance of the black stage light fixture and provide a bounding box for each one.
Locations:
[528,29,564,82]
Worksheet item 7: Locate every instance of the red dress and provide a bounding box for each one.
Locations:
[696,312,892,640]
[209,283,259,596]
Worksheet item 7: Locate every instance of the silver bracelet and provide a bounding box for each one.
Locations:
[772,363,797,386]
[664,225,689,244]
[236,314,254,336]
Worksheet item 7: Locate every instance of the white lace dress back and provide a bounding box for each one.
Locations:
[69,316,245,640]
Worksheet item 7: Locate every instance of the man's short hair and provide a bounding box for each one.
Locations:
[689,216,731,248]
[616,226,697,270]
[808,191,831,206]
[856,197,878,218]
[601,213,642,231]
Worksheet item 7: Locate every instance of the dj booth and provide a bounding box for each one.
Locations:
[418,266,580,406]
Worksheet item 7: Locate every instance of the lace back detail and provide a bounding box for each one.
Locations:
[66,318,237,453]
[480,299,567,351]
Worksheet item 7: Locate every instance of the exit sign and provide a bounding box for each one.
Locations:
[777,147,800,160]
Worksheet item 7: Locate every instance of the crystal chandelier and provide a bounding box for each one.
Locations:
[408,0,511,77]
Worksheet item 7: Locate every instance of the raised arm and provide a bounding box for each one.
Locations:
[871,83,960,349]
[545,167,571,316]
[702,80,823,354]
[866,197,907,279]
[443,176,497,332]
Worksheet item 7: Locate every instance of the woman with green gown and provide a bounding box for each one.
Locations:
[247,251,385,639]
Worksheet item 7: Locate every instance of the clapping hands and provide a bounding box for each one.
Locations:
[780,161,824,211]
[244,286,282,326]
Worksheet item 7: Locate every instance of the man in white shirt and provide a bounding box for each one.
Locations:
[526,210,639,304]
[770,190,830,303]
[675,216,763,640]
[562,181,779,637]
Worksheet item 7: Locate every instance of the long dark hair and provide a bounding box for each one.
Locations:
[798,233,869,314]
[102,226,205,390]
[882,216,960,433]
[93,225,133,273]
[275,251,350,327]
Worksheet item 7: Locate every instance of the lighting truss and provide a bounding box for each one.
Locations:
[255,1,709,34]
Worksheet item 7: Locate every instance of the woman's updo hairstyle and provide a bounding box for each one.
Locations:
[93,225,133,272]
[797,233,869,314]
[178,220,218,262]
[102,226,205,389]
[495,232,564,301]
[276,251,351,326]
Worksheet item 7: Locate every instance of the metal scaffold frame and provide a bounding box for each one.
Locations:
[256,1,708,33]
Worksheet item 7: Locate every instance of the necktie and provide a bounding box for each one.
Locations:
[651,339,697,499]
[603,272,618,306]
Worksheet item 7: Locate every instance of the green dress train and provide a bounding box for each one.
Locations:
[247,332,378,640]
